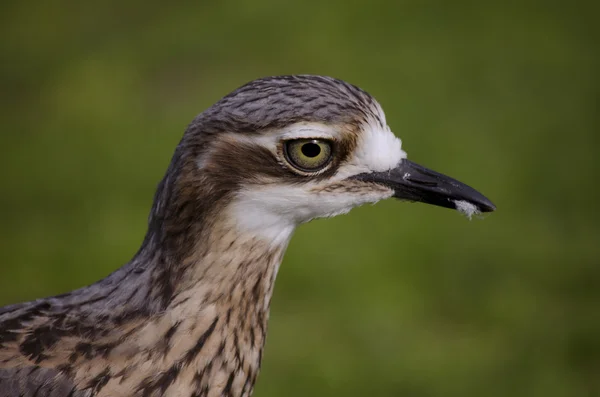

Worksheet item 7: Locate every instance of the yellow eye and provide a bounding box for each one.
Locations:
[284,139,333,173]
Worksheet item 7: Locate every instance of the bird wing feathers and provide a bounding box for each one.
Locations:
[0,367,89,397]
[0,301,94,397]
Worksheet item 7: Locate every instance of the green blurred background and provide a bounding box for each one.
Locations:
[1,1,598,396]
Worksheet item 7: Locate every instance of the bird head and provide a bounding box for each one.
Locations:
[150,75,495,251]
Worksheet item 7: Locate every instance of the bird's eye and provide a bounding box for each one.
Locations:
[283,139,333,173]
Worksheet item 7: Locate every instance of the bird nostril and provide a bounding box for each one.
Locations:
[405,175,438,187]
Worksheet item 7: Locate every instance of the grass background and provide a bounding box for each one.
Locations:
[1,1,599,396]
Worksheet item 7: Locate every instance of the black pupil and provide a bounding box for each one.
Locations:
[301,142,321,158]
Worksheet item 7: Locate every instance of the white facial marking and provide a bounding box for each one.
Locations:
[230,183,393,245]
[334,117,406,180]
[229,192,297,247]
[355,120,406,172]
[223,122,336,154]
[225,104,407,244]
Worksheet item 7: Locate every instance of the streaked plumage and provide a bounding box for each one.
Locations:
[0,75,495,396]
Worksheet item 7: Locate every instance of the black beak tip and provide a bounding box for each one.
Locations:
[477,198,496,213]
[455,187,496,214]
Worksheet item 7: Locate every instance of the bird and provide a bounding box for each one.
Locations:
[0,75,495,397]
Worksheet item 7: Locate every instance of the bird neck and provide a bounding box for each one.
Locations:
[158,230,291,394]
[65,216,293,396]
[80,160,296,395]
[138,158,296,310]
[140,210,293,308]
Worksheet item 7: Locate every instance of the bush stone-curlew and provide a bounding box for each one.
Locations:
[0,75,495,396]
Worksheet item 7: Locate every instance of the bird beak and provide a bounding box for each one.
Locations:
[353,159,496,213]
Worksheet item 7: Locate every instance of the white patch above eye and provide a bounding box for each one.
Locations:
[222,122,337,154]
[356,120,406,172]
[335,118,407,180]
[278,122,337,141]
